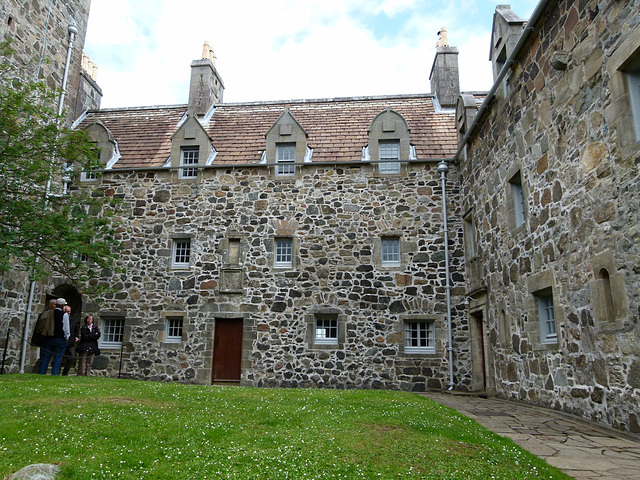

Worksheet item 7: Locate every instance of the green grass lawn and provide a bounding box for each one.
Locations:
[0,375,570,479]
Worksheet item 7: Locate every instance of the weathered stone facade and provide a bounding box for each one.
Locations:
[78,160,468,391]
[458,0,640,432]
[0,0,92,123]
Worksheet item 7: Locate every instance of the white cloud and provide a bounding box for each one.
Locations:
[84,0,537,108]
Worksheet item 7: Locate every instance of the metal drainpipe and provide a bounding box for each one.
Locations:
[438,160,455,390]
[19,18,78,374]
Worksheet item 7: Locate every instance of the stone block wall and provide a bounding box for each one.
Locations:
[461,0,640,432]
[77,162,468,392]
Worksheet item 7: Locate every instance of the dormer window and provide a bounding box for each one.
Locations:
[276,143,296,176]
[265,109,308,179]
[367,109,411,176]
[180,147,199,178]
[379,140,400,174]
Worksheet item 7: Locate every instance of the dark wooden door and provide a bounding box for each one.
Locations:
[212,318,243,383]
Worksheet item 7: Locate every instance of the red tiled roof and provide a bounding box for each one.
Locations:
[79,95,458,169]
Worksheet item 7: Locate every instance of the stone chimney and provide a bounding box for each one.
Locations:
[429,27,460,109]
[188,41,225,116]
[74,52,102,118]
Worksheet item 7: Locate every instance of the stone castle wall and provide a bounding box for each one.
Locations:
[77,162,469,391]
[461,0,640,431]
[0,0,91,122]
[0,0,92,370]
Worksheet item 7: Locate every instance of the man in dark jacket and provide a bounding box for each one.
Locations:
[38,298,70,375]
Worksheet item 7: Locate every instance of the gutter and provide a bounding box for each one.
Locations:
[453,0,555,162]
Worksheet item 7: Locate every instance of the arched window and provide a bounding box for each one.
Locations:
[599,268,615,321]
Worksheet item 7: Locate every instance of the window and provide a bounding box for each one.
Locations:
[166,317,183,343]
[172,239,191,268]
[509,172,526,227]
[100,318,124,348]
[379,140,400,174]
[626,55,640,141]
[314,315,338,345]
[227,238,241,265]
[464,216,476,258]
[598,268,615,322]
[274,238,293,268]
[404,321,435,354]
[535,290,557,344]
[179,147,199,178]
[80,170,98,182]
[381,238,400,266]
[276,143,296,176]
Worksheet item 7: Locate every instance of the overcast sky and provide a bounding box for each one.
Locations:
[84,0,537,108]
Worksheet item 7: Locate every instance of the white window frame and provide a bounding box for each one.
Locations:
[314,315,338,345]
[274,238,293,268]
[404,321,435,354]
[379,140,400,174]
[536,291,557,344]
[165,317,183,343]
[172,239,191,268]
[381,237,401,266]
[276,143,296,176]
[179,147,199,179]
[100,318,124,349]
[510,174,526,227]
[80,170,98,182]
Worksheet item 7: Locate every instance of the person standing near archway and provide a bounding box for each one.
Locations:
[38,298,70,375]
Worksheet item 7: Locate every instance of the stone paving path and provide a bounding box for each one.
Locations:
[420,392,640,480]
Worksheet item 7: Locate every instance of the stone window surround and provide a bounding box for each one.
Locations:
[97,311,127,350]
[221,235,245,267]
[160,311,187,345]
[170,233,195,270]
[606,26,640,160]
[505,163,528,233]
[265,236,299,270]
[398,314,442,356]
[589,250,629,330]
[462,210,476,260]
[372,233,406,268]
[305,308,346,350]
[526,270,562,350]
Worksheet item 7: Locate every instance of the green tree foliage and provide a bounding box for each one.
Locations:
[0,42,120,293]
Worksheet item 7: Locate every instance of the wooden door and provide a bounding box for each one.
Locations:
[212,318,243,383]
[470,311,487,392]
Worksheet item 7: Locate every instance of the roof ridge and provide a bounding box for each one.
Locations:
[217,93,437,107]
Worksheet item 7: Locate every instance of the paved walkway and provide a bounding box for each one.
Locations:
[420,392,640,479]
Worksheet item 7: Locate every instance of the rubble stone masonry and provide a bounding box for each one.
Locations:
[461,0,640,432]
[81,162,468,392]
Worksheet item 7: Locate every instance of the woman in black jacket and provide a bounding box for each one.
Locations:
[77,314,101,376]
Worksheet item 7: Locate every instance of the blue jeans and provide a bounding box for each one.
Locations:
[38,337,68,375]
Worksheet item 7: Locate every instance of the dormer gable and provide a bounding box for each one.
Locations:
[170,114,213,179]
[265,109,308,178]
[367,108,412,174]
[456,94,479,145]
[489,5,526,92]
[84,120,116,166]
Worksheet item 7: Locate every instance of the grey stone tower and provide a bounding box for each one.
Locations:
[429,27,460,109]
[188,41,225,116]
